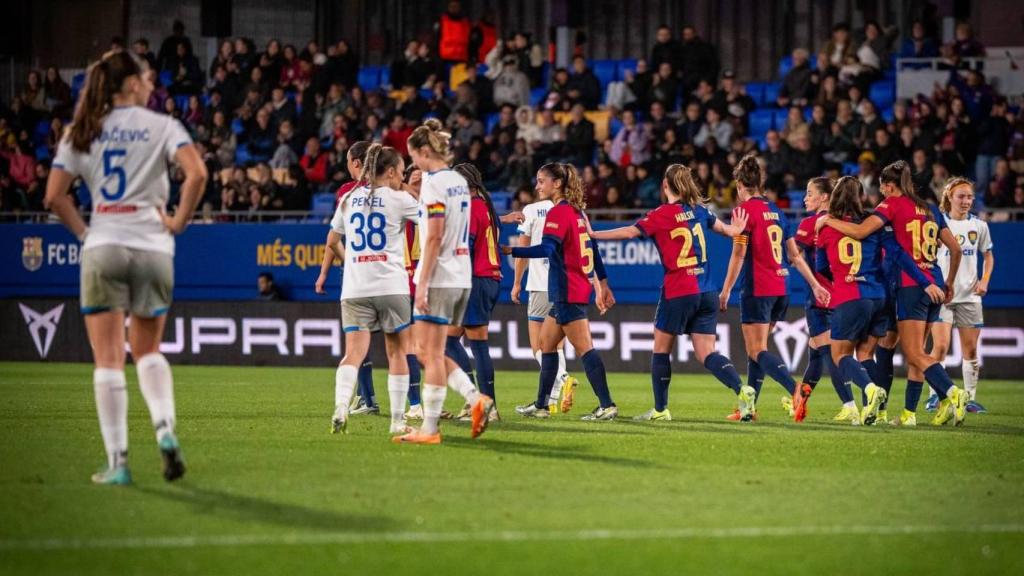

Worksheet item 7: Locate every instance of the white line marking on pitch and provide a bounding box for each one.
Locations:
[1,524,1023,551]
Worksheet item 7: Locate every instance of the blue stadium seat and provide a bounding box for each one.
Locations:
[35,145,51,161]
[174,95,190,113]
[869,80,896,110]
[786,190,806,210]
[231,118,245,135]
[744,82,767,106]
[529,87,547,107]
[358,66,381,91]
[378,67,391,88]
[158,70,172,87]
[761,82,781,107]
[608,116,624,139]
[33,120,50,145]
[749,109,774,138]
[418,88,434,101]
[617,59,638,81]
[489,191,513,210]
[803,106,814,121]
[881,107,894,123]
[592,60,617,89]
[235,143,251,165]
[778,56,794,79]
[772,109,789,130]
[311,193,336,217]
[841,162,859,176]
[485,112,500,134]
[540,62,550,86]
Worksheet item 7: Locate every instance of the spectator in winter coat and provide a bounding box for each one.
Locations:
[778,49,815,107]
[693,107,732,148]
[567,56,601,110]
[610,110,652,167]
[492,56,530,108]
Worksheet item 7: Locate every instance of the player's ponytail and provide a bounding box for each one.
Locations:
[665,164,709,207]
[880,160,930,216]
[407,118,452,163]
[940,176,974,214]
[69,51,142,153]
[732,152,763,193]
[562,164,586,211]
[454,162,499,245]
[362,144,402,201]
[828,176,866,221]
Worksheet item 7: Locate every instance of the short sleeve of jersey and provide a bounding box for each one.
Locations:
[931,205,948,232]
[400,192,419,223]
[469,199,487,239]
[703,206,718,231]
[517,204,535,236]
[872,199,895,224]
[543,206,569,243]
[635,205,668,237]
[794,217,815,247]
[421,179,448,218]
[779,211,793,240]
[52,139,81,177]
[163,117,193,163]
[330,201,345,235]
[979,220,993,251]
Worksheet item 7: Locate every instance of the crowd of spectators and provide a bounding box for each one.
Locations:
[1,3,1022,222]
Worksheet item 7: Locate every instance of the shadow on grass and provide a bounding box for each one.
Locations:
[135,483,393,532]
[472,420,655,436]
[442,435,663,468]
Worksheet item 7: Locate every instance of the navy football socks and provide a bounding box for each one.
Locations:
[444,336,476,385]
[756,351,796,396]
[406,354,421,406]
[469,339,494,400]
[582,349,614,408]
[358,360,375,407]
[651,353,671,411]
[704,352,742,393]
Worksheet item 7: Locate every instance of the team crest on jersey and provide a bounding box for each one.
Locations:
[968,230,978,245]
[22,237,43,272]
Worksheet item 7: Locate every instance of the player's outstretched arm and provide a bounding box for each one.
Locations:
[821,213,883,240]
[589,225,642,241]
[712,207,748,238]
[43,168,88,241]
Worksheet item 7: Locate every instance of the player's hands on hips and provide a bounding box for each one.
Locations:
[925,284,944,304]
[415,284,430,314]
[315,273,327,295]
[500,211,525,224]
[161,210,186,235]
[719,291,729,312]
[510,284,521,304]
[973,280,988,296]
[812,284,831,307]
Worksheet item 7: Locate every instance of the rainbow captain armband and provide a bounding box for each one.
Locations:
[426,203,446,218]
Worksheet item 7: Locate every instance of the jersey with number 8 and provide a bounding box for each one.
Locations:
[331,185,419,299]
[872,195,947,289]
[414,169,472,289]
[52,106,193,256]
[635,202,718,298]
[737,196,791,297]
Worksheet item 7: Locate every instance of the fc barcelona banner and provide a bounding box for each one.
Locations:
[5,299,1024,379]
[2,222,1023,307]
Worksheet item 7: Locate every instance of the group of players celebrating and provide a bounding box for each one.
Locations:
[46,51,995,485]
[321,119,994,444]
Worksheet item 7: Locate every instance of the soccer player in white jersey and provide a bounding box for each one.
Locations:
[928,177,995,414]
[510,187,580,413]
[44,52,208,485]
[394,119,493,444]
[328,144,420,435]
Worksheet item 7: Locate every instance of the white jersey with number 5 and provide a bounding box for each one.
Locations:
[937,212,993,304]
[331,185,419,299]
[53,105,192,256]
[517,199,553,292]
[413,169,472,289]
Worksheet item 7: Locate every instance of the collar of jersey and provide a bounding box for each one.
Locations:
[425,168,452,175]
[111,105,137,110]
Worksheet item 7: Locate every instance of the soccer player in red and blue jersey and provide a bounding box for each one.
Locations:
[792,177,855,422]
[819,161,968,426]
[503,163,618,421]
[816,177,938,424]
[591,164,756,421]
[719,154,830,422]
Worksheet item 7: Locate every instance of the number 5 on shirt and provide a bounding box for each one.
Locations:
[101,149,127,201]
[579,233,594,274]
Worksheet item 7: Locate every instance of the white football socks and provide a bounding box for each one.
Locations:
[963,358,979,400]
[334,364,358,417]
[447,368,479,404]
[387,374,410,425]
[136,353,177,442]
[94,368,128,469]
[421,384,447,434]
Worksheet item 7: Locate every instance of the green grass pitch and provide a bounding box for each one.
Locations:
[1,362,1022,575]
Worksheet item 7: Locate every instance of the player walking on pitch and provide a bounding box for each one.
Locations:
[45,51,208,484]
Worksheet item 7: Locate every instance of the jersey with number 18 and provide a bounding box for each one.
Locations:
[331,185,419,299]
[414,169,472,289]
[52,105,192,256]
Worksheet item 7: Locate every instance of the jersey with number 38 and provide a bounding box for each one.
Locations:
[737,196,790,297]
[331,185,419,299]
[53,105,192,256]
[872,195,947,289]
[414,169,472,289]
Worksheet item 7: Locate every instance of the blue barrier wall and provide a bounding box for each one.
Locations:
[3,221,1022,307]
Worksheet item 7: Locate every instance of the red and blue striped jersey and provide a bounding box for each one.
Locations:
[469,196,502,279]
[816,220,886,307]
[543,201,595,304]
[634,202,718,298]
[794,211,834,309]
[872,196,948,289]
[737,196,791,297]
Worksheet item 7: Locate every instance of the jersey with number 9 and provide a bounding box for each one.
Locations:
[872,195,947,289]
[737,196,791,297]
[52,106,192,256]
[635,202,718,298]
[331,185,419,299]
[816,221,886,307]
[413,169,472,289]
[542,201,594,305]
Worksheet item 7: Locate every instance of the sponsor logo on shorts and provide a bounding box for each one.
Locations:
[22,237,43,272]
